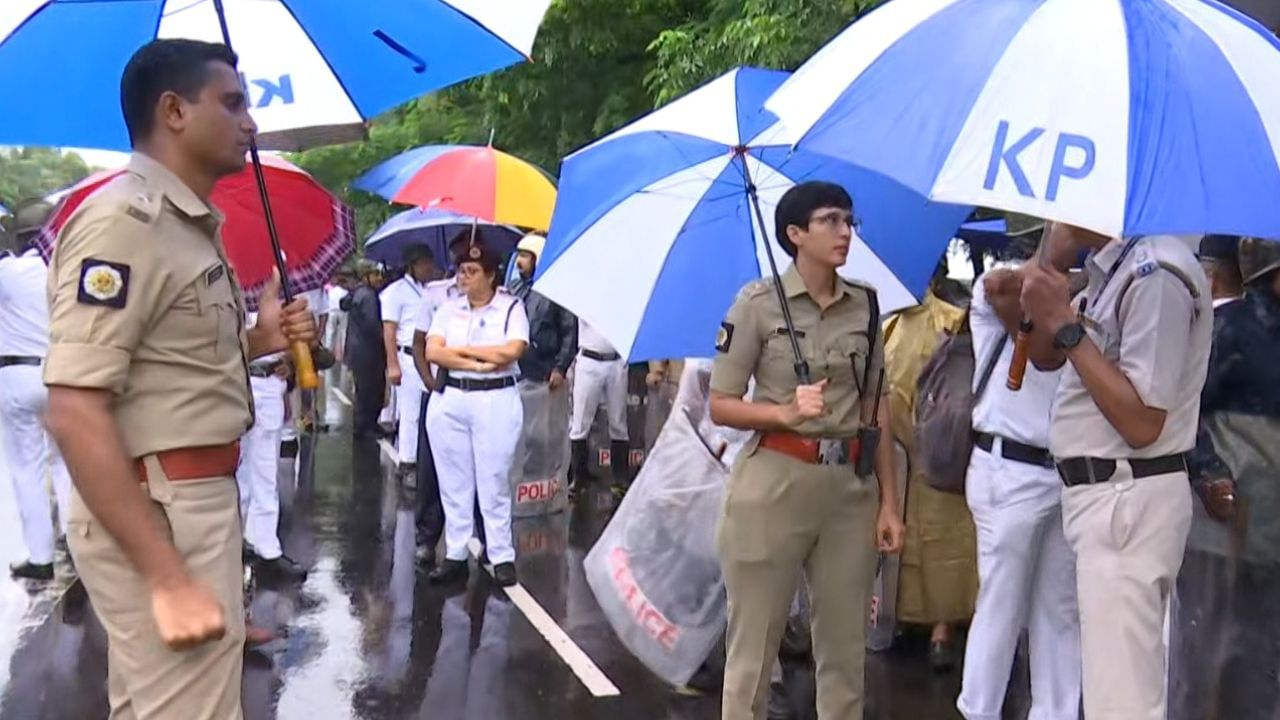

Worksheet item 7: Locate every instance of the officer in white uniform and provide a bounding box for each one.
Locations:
[958,263,1081,720]
[323,271,354,429]
[237,312,304,579]
[1019,224,1212,720]
[381,245,437,470]
[0,202,71,581]
[569,320,630,490]
[424,242,528,588]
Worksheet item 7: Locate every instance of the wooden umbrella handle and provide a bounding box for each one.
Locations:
[291,341,319,390]
[1007,320,1032,391]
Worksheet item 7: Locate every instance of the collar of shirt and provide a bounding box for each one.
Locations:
[127,153,224,227]
[780,264,853,302]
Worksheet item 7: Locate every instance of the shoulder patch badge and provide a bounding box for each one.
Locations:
[78,259,130,308]
[716,322,735,353]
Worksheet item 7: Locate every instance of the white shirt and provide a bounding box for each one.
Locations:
[414,278,462,337]
[380,276,427,348]
[578,320,617,356]
[302,287,329,316]
[970,268,1062,448]
[428,292,529,380]
[0,249,51,357]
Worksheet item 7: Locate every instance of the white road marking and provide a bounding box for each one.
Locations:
[467,538,621,697]
[332,389,352,407]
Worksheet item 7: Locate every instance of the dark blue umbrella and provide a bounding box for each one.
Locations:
[365,208,522,270]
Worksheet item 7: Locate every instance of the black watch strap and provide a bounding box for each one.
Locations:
[1053,322,1086,351]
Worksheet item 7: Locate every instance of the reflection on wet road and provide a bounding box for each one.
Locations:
[0,427,1030,719]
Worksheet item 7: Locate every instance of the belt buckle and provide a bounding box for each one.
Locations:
[817,439,849,466]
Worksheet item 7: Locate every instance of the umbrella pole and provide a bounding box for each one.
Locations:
[212,0,318,390]
[738,149,810,384]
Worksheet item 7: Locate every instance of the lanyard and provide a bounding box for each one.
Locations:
[401,277,422,298]
[1082,236,1142,315]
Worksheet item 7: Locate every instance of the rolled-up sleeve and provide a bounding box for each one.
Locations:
[709,295,760,397]
[1118,271,1196,411]
[44,212,166,394]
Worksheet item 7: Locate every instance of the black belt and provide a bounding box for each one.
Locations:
[444,376,517,392]
[581,349,620,362]
[399,345,413,355]
[973,431,1054,469]
[0,356,41,368]
[248,361,283,379]
[1057,454,1188,487]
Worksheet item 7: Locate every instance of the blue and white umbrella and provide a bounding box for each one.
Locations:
[535,67,970,362]
[0,1,550,151]
[365,207,522,269]
[767,0,1280,239]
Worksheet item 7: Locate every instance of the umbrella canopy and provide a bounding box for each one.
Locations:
[35,155,354,309]
[766,0,1280,240]
[0,1,551,151]
[365,207,522,270]
[353,145,558,231]
[534,67,971,362]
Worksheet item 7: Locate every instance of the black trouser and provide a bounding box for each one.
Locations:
[415,390,485,550]
[351,359,385,437]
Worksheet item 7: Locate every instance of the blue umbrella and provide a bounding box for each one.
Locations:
[534,67,970,363]
[957,218,1011,252]
[0,203,8,217]
[0,1,551,152]
[365,208,522,269]
[767,0,1280,240]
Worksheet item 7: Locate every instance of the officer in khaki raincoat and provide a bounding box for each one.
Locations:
[710,181,905,720]
[43,39,315,719]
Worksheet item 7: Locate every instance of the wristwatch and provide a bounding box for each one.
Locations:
[1053,322,1086,351]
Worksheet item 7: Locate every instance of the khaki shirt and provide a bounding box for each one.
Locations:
[1049,235,1213,459]
[44,153,253,459]
[710,265,887,438]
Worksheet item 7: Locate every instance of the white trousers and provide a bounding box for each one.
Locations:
[395,351,423,464]
[236,375,286,560]
[1063,468,1192,720]
[0,365,71,565]
[569,355,628,441]
[958,445,1081,720]
[427,384,522,565]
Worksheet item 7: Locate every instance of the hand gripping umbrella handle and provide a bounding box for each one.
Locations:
[291,341,319,390]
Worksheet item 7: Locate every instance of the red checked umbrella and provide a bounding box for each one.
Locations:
[37,155,355,311]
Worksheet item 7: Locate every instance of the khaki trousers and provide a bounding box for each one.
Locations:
[719,447,879,720]
[1062,467,1192,720]
[67,458,245,720]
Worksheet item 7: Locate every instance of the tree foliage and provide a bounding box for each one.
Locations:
[0,147,92,210]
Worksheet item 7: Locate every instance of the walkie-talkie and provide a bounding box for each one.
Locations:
[855,368,886,478]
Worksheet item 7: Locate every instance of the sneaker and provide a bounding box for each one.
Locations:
[493,562,518,588]
[9,560,53,581]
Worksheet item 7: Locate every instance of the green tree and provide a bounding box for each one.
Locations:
[0,147,92,209]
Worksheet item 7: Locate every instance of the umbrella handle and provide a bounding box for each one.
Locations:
[1006,321,1031,391]
[291,341,319,390]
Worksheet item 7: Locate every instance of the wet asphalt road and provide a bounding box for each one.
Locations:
[0,417,1031,720]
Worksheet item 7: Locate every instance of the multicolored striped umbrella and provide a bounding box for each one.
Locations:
[353,145,557,231]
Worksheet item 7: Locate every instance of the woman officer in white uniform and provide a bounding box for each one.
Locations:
[425,239,529,587]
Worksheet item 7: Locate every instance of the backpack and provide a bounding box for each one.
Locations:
[913,316,1006,495]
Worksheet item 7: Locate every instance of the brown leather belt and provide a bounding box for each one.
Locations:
[759,432,857,466]
[137,442,240,484]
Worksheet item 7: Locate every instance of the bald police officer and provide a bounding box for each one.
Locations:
[1017,223,1212,720]
[709,181,905,720]
[43,40,315,719]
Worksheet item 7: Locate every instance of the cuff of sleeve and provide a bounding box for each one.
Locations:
[43,343,130,394]
[708,375,748,397]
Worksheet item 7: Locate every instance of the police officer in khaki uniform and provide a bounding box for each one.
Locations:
[1013,223,1212,720]
[42,39,315,719]
[709,181,906,720]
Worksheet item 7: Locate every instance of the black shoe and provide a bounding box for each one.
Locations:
[256,555,308,581]
[570,440,591,483]
[279,439,300,459]
[428,559,469,585]
[493,562,517,588]
[929,639,956,673]
[243,545,262,565]
[414,545,436,567]
[9,560,53,581]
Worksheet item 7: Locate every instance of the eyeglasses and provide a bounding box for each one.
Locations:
[809,211,863,235]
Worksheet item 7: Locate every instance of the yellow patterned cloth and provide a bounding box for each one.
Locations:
[883,291,979,625]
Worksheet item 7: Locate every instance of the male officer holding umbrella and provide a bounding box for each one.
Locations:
[43,39,315,718]
[709,180,905,720]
